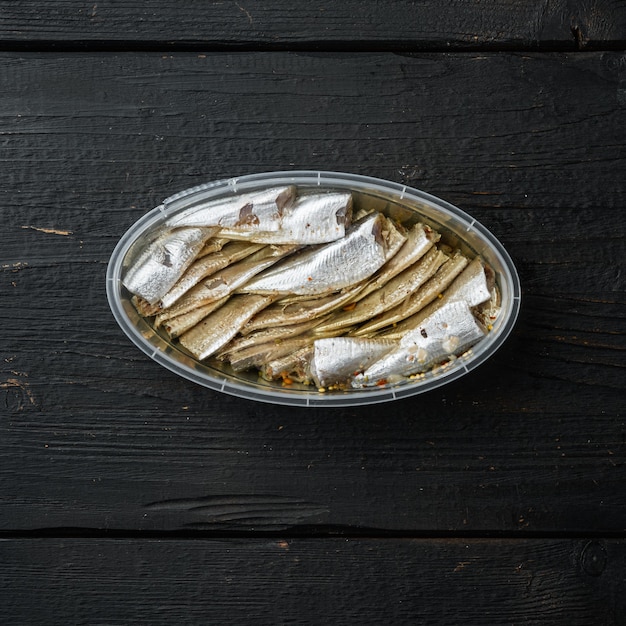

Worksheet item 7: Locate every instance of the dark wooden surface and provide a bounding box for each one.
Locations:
[3,538,625,624]
[1,1,625,50]
[1,1,625,624]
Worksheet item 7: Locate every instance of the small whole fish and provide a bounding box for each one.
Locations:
[196,237,229,259]
[178,294,273,360]
[123,226,217,305]
[308,337,397,388]
[386,257,494,337]
[240,212,406,296]
[131,295,160,318]
[240,283,366,334]
[157,241,263,310]
[158,297,230,339]
[218,192,353,244]
[352,301,486,387]
[352,251,469,337]
[165,186,296,232]
[473,279,502,329]
[437,256,494,308]
[155,243,298,321]
[353,222,440,302]
[314,246,446,334]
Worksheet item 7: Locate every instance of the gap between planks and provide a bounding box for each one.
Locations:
[2,527,626,541]
[0,40,624,54]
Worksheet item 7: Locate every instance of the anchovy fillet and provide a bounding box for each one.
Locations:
[218,192,353,244]
[240,283,366,334]
[178,294,273,360]
[158,297,230,338]
[155,244,297,321]
[218,316,329,358]
[352,252,469,337]
[384,257,494,337]
[240,213,406,296]
[354,222,440,301]
[165,186,296,231]
[157,241,264,309]
[315,246,446,334]
[123,226,216,304]
[309,337,397,388]
[352,301,485,387]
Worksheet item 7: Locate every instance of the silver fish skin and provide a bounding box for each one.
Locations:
[158,296,230,338]
[390,257,494,334]
[178,294,273,360]
[157,241,263,310]
[352,301,485,387]
[218,316,328,358]
[309,337,397,388]
[123,226,216,305]
[352,251,469,337]
[218,192,353,244]
[314,246,446,334]
[437,257,493,308]
[354,222,440,302]
[240,283,366,334]
[155,244,297,320]
[376,255,490,340]
[165,186,296,231]
[240,212,406,296]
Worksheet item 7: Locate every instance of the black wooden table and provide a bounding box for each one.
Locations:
[2,2,625,624]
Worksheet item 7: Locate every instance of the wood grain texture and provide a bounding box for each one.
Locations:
[0,0,624,49]
[2,538,625,625]
[1,51,624,533]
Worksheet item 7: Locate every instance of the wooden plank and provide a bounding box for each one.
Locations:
[1,51,624,210]
[0,1,625,49]
[1,51,625,532]
[2,538,625,625]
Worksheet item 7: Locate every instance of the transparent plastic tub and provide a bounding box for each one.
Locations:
[106,171,521,407]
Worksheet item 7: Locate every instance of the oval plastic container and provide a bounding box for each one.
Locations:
[106,171,521,407]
